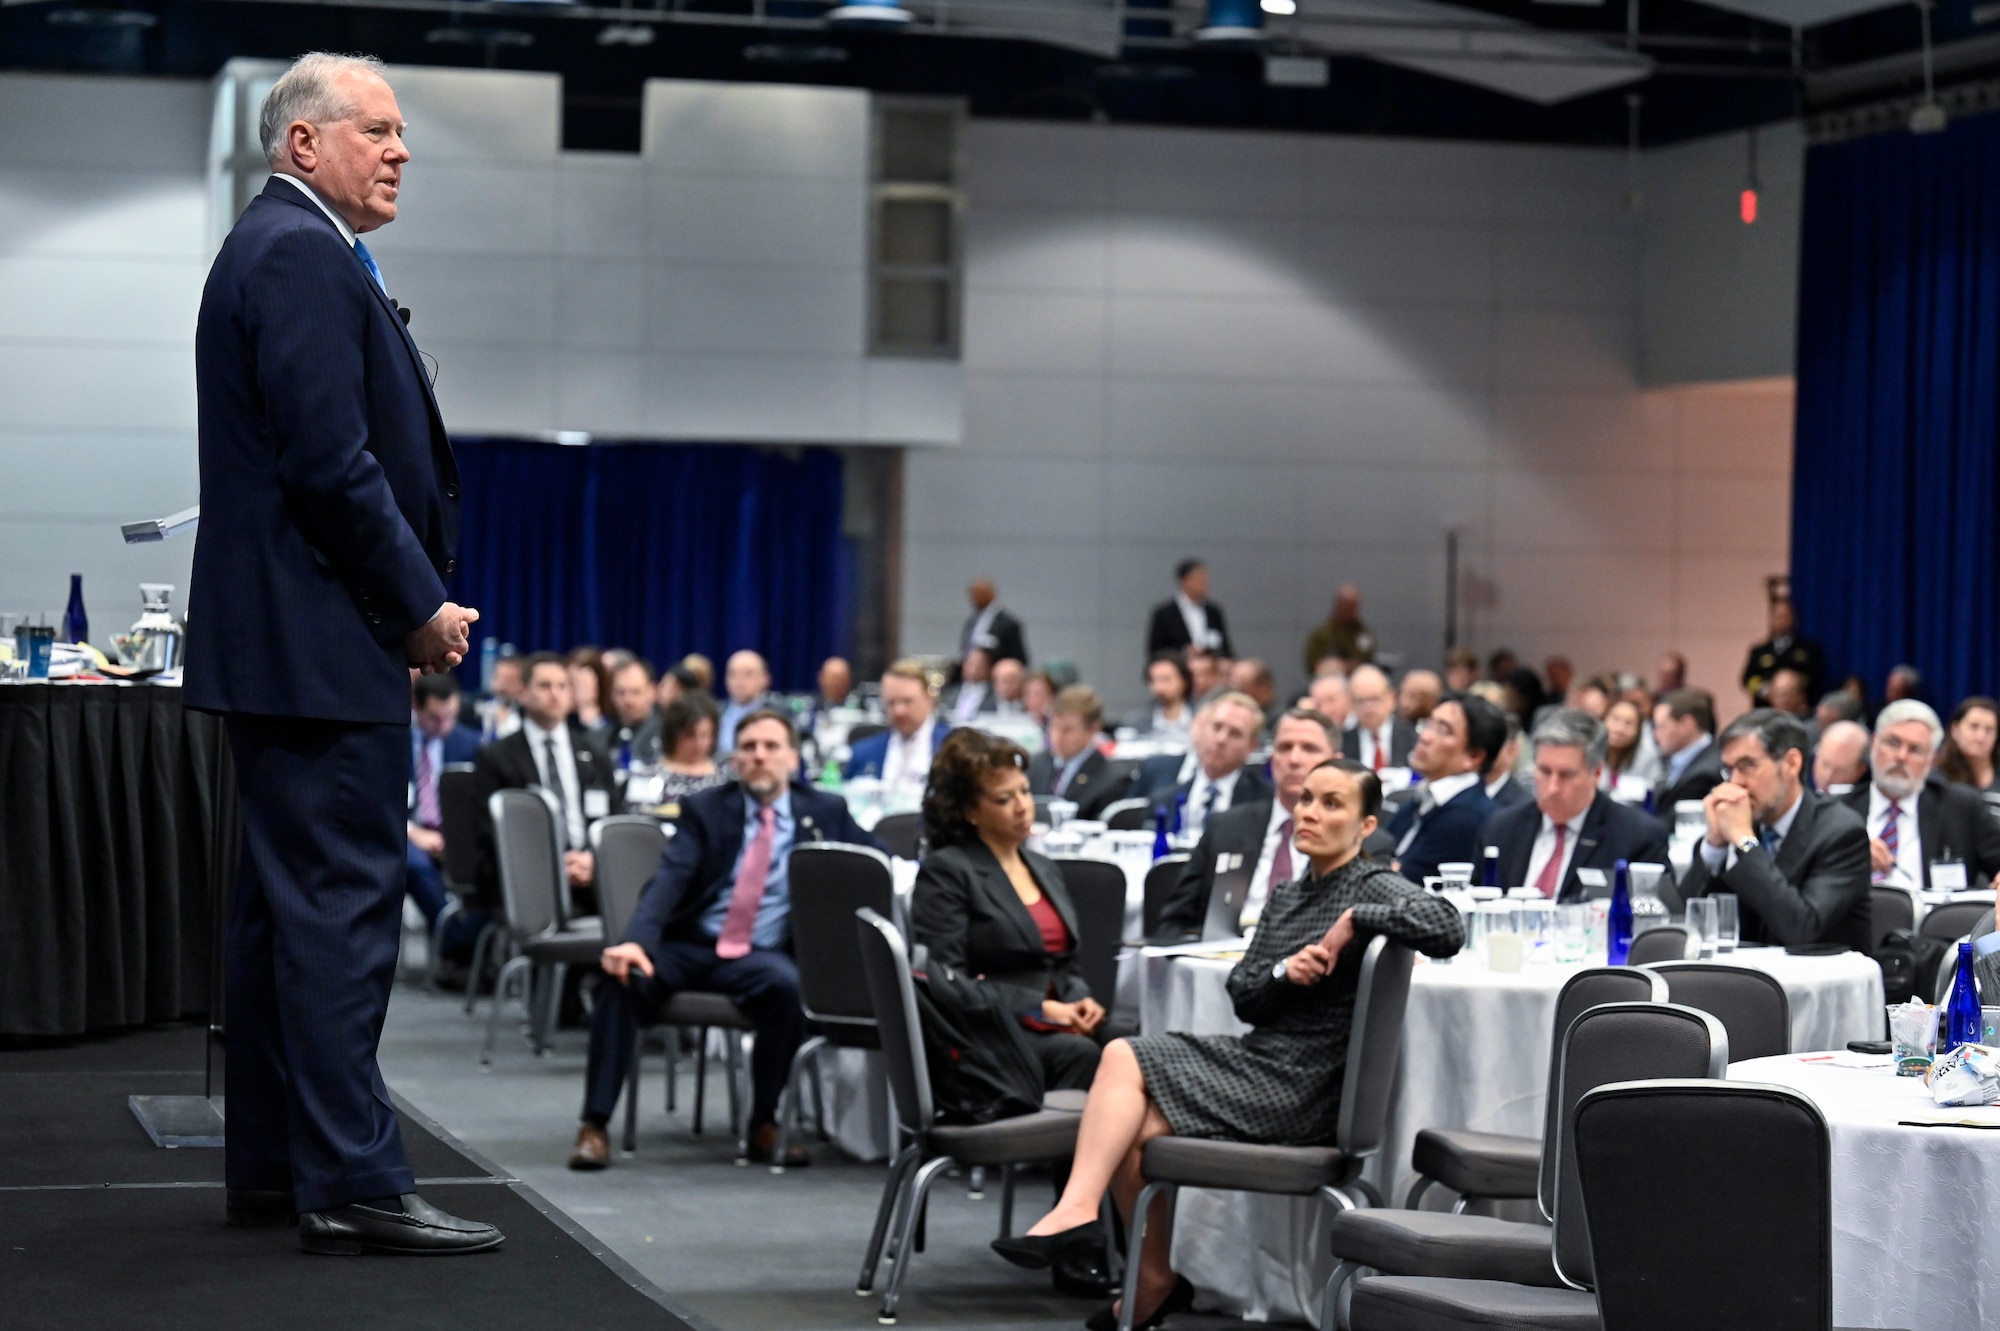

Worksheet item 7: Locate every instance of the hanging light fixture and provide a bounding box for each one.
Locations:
[1909,0,1947,133]
[1194,0,1267,42]
[826,0,912,27]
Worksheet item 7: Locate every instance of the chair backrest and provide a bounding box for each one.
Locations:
[848,722,887,745]
[1550,1002,1729,1291]
[590,815,668,942]
[1537,966,1669,1212]
[1870,885,1916,943]
[1574,1079,1831,1331]
[789,843,897,1026]
[1102,798,1153,832]
[1033,794,1055,821]
[1053,856,1127,1005]
[855,907,933,1137]
[490,787,563,939]
[438,764,482,890]
[872,811,924,860]
[1624,926,1690,966]
[1647,962,1791,1061]
[1920,899,1994,943]
[1141,854,1191,937]
[1335,934,1417,1159]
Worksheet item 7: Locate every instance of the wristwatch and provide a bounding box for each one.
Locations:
[1272,958,1290,982]
[1736,835,1760,857]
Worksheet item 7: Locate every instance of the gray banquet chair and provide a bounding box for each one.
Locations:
[1572,1078,1901,1331]
[480,788,606,1066]
[1116,934,1416,1331]
[426,762,482,993]
[1919,898,1994,943]
[768,842,896,1170]
[1623,925,1689,966]
[1101,798,1154,832]
[1140,853,1191,939]
[1345,1001,1729,1331]
[1053,855,1129,1019]
[852,908,1085,1325]
[1870,886,1915,947]
[1646,961,1790,1060]
[872,811,925,861]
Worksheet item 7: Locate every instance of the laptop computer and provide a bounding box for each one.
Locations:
[1201,865,1253,942]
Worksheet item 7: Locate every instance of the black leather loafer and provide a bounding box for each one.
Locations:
[226,1188,297,1228]
[299,1193,504,1256]
[992,1220,1103,1271]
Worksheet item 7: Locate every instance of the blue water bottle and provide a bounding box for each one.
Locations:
[479,636,499,691]
[1478,845,1501,889]
[1607,858,1634,965]
[1152,809,1171,863]
[1943,942,1984,1053]
[61,574,87,646]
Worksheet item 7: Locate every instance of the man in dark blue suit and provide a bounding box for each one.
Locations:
[570,709,883,1170]
[1385,693,1505,884]
[185,54,498,1255]
[1480,709,1674,901]
[843,658,949,790]
[405,672,481,954]
[1127,691,1271,838]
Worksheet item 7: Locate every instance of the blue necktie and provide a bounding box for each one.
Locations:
[353,239,386,294]
[1758,823,1780,857]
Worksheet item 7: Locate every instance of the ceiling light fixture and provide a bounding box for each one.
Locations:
[1260,0,1297,15]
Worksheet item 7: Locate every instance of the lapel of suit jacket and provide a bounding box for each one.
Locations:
[971,842,1046,954]
[1917,781,1947,884]
[1566,795,1612,896]
[1775,791,1816,877]
[1498,803,1536,890]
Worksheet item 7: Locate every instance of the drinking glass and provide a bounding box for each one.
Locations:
[1556,904,1589,964]
[1516,900,1556,964]
[1438,863,1475,892]
[1714,893,1739,953]
[1685,897,1720,960]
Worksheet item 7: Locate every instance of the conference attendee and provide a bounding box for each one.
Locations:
[1571,676,1613,721]
[1186,646,1225,703]
[1385,694,1504,884]
[406,673,481,959]
[606,657,663,772]
[1652,689,1724,826]
[570,710,881,1171]
[1939,697,2000,793]
[1121,653,1194,739]
[1501,666,1547,729]
[1128,693,1271,839]
[1883,664,1924,707]
[1543,656,1576,711]
[1398,669,1443,727]
[1157,709,1339,938]
[1229,657,1283,729]
[1677,709,1871,951]
[1001,760,1462,1330]
[568,647,612,733]
[1486,648,1521,685]
[1481,709,1673,902]
[1837,700,2000,891]
[1305,669,1351,731]
[1598,696,1662,793]
[1301,583,1375,674]
[944,648,996,723]
[1655,650,1688,695]
[1812,720,1871,794]
[1768,668,1812,721]
[990,656,1028,716]
[817,656,854,712]
[472,654,618,906]
[1444,648,1479,694]
[1022,670,1057,734]
[1814,687,1865,735]
[186,52,498,1251]
[1340,664,1415,772]
[1741,597,1825,705]
[844,659,948,794]
[1146,558,1233,658]
[655,663,684,712]
[960,577,1029,669]
[716,650,776,754]
[680,652,715,694]
[658,696,729,805]
[482,653,525,740]
[1484,713,1532,811]
[1029,686,1122,820]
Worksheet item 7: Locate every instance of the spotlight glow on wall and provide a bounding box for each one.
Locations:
[826,0,912,26]
[1195,0,1267,41]
[1261,0,1298,14]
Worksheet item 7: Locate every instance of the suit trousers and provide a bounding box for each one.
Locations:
[223,714,414,1214]
[581,939,806,1132]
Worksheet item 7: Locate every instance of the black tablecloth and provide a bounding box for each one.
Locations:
[0,683,237,1037]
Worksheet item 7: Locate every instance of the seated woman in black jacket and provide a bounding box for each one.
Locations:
[912,728,1106,1096]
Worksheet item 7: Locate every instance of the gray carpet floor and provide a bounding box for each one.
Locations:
[378,983,1281,1331]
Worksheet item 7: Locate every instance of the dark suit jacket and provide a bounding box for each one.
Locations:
[1481,792,1674,904]
[1839,776,2000,890]
[1027,747,1124,821]
[1654,739,1725,830]
[1341,717,1418,769]
[843,720,950,780]
[1160,797,1274,937]
[910,841,1088,1015]
[1146,598,1233,658]
[1386,782,1498,885]
[961,607,1028,667]
[470,723,620,904]
[186,178,458,724]
[623,780,881,951]
[1678,788,1872,951]
[1486,776,1533,813]
[1128,754,1272,820]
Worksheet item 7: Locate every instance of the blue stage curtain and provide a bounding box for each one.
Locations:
[446,439,850,690]
[1791,113,2000,708]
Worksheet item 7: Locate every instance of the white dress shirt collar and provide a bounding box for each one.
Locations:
[1175,592,1210,648]
[1423,770,1482,808]
[271,172,357,247]
[885,715,936,788]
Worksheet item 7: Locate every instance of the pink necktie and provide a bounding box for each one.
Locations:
[416,741,440,828]
[1371,729,1386,773]
[716,805,777,960]
[1268,816,1294,892]
[1534,823,1567,898]
[1874,801,1901,884]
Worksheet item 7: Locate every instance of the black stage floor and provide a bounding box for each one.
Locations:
[0,1025,698,1331]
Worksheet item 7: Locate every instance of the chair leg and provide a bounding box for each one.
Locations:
[426,898,461,994]
[859,1145,920,1295]
[1404,1174,1437,1210]
[771,1035,826,1174]
[1099,1191,1125,1285]
[968,1166,986,1200]
[810,1043,831,1142]
[997,1164,1017,1240]
[1117,1180,1173,1331]
[879,1155,954,1324]
[1450,1194,1473,1215]
[533,961,567,1056]
[1351,1177,1384,1209]
[1322,1259,1363,1331]
[481,956,531,1068]
[623,1026,643,1155]
[464,923,497,1015]
[664,1028,678,1113]
[727,1031,748,1159]
[692,1027,709,1135]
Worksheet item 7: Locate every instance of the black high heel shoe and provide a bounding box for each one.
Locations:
[1084,1275,1195,1331]
[991,1220,1103,1271]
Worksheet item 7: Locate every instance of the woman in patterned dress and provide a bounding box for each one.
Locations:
[995,757,1464,1329]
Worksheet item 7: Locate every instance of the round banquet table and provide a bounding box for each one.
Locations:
[1140,944,1887,1324]
[1729,1053,2000,1331]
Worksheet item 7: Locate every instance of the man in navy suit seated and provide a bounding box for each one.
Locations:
[844,658,949,796]
[1480,709,1674,901]
[405,672,481,957]
[1127,691,1272,839]
[1386,692,1506,884]
[569,709,883,1171]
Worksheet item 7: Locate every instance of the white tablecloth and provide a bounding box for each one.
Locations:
[1730,1054,2000,1331]
[1143,946,1887,1324]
